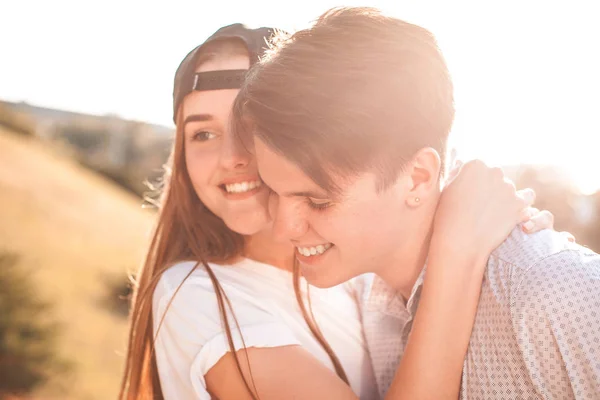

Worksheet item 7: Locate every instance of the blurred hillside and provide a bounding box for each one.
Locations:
[0,100,173,197]
[0,125,155,399]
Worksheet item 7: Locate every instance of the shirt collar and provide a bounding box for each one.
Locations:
[365,268,426,319]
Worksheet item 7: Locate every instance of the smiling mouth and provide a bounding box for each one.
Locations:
[296,243,333,257]
[219,180,262,194]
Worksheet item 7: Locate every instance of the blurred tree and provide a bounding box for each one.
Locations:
[100,273,133,318]
[0,252,70,397]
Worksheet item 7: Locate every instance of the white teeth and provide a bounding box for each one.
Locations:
[225,180,262,193]
[297,243,332,257]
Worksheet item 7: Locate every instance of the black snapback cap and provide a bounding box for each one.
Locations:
[172,23,276,123]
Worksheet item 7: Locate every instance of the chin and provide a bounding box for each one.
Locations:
[299,264,350,289]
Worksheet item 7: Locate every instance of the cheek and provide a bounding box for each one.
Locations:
[356,200,408,257]
[309,208,365,245]
[185,147,218,195]
[315,200,401,249]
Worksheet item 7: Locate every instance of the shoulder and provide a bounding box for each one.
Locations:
[155,259,283,302]
[505,245,600,391]
[152,260,303,399]
[511,244,600,314]
[482,228,599,310]
[152,260,282,340]
[488,229,600,326]
[151,258,301,358]
[491,228,576,269]
[485,229,588,293]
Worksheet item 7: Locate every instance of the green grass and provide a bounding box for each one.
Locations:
[0,127,156,399]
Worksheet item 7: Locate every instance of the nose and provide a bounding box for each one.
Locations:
[269,194,309,242]
[220,129,251,170]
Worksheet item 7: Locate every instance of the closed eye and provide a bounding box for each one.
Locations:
[307,197,333,211]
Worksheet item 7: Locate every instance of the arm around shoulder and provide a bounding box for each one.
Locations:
[205,345,358,400]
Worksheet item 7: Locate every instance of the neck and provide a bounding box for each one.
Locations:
[377,212,435,300]
[243,226,295,272]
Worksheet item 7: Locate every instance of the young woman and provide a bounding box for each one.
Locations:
[119,23,556,400]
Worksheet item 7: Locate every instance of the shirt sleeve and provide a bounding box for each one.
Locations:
[511,248,600,398]
[152,262,302,400]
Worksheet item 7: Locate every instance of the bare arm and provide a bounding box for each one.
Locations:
[385,249,488,399]
[205,345,358,400]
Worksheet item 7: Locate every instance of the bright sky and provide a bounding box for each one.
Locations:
[2,0,599,193]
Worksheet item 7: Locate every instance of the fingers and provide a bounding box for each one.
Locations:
[522,209,554,233]
[522,211,575,241]
[516,188,536,208]
[561,231,576,242]
[520,207,540,222]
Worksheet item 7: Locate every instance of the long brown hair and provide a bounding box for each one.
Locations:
[234,7,454,195]
[119,39,347,400]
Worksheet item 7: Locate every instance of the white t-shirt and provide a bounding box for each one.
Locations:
[152,258,378,400]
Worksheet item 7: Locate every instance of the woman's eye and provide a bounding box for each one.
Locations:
[307,198,333,211]
[192,131,217,142]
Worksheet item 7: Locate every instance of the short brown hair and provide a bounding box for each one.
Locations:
[234,7,454,193]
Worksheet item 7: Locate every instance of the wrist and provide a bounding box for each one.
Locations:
[426,238,490,285]
[428,234,490,268]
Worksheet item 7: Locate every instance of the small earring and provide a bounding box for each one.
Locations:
[414,197,420,203]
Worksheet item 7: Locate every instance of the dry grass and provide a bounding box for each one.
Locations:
[0,126,156,399]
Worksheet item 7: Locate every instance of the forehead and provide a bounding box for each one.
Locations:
[255,137,385,205]
[254,138,323,195]
[182,54,250,120]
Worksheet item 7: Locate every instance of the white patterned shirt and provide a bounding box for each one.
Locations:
[360,228,600,399]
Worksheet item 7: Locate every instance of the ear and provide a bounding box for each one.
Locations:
[405,147,442,207]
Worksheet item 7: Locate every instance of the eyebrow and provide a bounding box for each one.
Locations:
[183,114,214,126]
